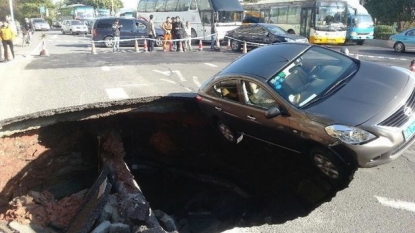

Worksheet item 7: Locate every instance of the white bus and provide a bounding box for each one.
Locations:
[243,0,350,45]
[136,0,244,41]
[59,4,95,21]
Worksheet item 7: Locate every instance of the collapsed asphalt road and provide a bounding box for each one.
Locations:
[0,97,348,233]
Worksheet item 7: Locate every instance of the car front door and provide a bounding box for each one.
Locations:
[236,80,304,152]
[404,29,415,51]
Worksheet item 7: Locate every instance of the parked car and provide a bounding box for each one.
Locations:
[91,17,164,48]
[226,23,309,52]
[388,28,415,53]
[197,43,415,183]
[31,18,50,31]
[51,20,62,29]
[61,20,89,35]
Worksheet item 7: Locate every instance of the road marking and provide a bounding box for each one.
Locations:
[160,78,176,84]
[375,196,415,212]
[105,88,129,100]
[101,66,111,71]
[184,87,192,92]
[193,76,201,87]
[172,70,186,81]
[204,63,217,67]
[153,69,171,76]
[52,35,57,39]
[349,54,407,61]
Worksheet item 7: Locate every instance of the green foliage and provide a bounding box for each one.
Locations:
[64,0,124,11]
[365,0,415,25]
[374,25,393,40]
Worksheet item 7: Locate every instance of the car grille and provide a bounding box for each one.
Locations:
[378,89,415,127]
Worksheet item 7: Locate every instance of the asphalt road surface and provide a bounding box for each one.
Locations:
[1,31,415,233]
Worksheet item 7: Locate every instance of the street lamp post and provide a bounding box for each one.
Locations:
[8,0,14,22]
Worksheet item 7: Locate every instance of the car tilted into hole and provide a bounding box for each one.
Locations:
[197,43,415,183]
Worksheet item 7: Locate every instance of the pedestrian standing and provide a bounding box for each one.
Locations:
[184,21,192,51]
[112,19,122,52]
[0,21,15,62]
[161,17,172,52]
[211,20,218,50]
[171,17,177,51]
[0,22,3,61]
[147,15,156,52]
[174,16,185,51]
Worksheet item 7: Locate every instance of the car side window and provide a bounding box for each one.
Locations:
[211,80,240,102]
[136,22,146,30]
[120,19,132,30]
[241,81,277,109]
[406,30,415,36]
[97,20,112,29]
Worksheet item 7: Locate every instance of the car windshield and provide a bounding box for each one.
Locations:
[33,19,46,23]
[268,46,358,108]
[265,25,287,35]
[71,21,83,25]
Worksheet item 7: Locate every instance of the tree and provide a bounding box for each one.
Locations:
[63,0,124,11]
[365,0,415,26]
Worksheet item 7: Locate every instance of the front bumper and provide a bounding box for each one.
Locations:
[332,130,415,168]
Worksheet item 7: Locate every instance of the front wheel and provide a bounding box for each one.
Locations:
[155,36,163,47]
[394,42,405,53]
[231,40,241,52]
[310,147,352,183]
[104,36,114,48]
[356,40,364,45]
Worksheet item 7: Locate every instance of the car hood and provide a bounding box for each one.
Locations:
[305,61,410,126]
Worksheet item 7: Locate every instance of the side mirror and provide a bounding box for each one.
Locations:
[265,106,282,119]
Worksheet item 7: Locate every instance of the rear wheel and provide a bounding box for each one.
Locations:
[217,120,242,144]
[231,40,241,51]
[310,147,352,183]
[394,42,405,53]
[104,36,114,48]
[61,29,65,35]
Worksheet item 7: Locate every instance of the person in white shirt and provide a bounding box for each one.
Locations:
[184,21,192,51]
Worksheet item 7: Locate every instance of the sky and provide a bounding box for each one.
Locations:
[121,0,138,9]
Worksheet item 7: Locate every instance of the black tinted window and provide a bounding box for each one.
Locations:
[96,20,112,29]
[119,19,133,30]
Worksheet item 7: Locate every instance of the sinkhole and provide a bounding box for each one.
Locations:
[0,97,345,233]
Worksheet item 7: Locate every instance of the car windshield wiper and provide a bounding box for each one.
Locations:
[300,69,357,108]
[322,69,358,97]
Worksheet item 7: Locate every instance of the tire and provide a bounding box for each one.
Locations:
[231,40,241,52]
[356,40,364,45]
[70,29,73,35]
[104,36,114,48]
[310,147,352,183]
[62,29,65,35]
[394,42,405,53]
[217,120,242,143]
[155,36,163,47]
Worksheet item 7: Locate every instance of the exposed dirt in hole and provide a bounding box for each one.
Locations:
[0,99,348,232]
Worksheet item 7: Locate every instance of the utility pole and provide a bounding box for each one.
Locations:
[111,0,114,16]
[8,0,14,22]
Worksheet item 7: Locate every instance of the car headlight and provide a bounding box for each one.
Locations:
[285,38,295,42]
[325,125,376,145]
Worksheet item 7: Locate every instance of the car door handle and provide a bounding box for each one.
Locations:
[247,115,256,120]
[215,107,222,111]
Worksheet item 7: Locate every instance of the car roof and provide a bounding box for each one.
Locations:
[219,43,311,80]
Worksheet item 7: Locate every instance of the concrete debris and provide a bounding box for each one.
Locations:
[109,223,131,233]
[91,221,111,233]
[153,210,178,232]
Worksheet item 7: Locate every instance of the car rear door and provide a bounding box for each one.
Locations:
[134,20,148,45]
[119,19,134,46]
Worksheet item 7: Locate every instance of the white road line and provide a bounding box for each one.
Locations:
[184,87,192,92]
[105,88,129,100]
[400,58,408,61]
[204,63,217,67]
[153,70,171,76]
[101,66,111,71]
[173,70,186,81]
[375,196,415,212]
[52,35,57,39]
[193,76,201,87]
[160,78,177,84]
[378,56,385,59]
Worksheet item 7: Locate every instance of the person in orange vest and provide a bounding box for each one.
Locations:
[410,60,415,72]
[161,17,172,52]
